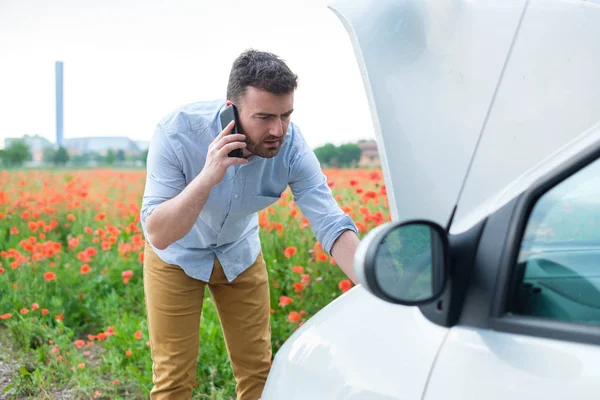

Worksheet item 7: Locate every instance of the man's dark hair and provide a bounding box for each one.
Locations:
[226,49,298,103]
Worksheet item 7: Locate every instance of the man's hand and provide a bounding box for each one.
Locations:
[199,121,248,187]
[146,121,247,250]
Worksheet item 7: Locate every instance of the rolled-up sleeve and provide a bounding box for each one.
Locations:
[289,139,358,256]
[140,125,186,228]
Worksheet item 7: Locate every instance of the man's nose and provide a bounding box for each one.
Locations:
[270,119,285,137]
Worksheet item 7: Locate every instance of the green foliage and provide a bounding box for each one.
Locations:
[337,144,362,167]
[39,146,70,166]
[104,149,116,165]
[43,146,57,164]
[1,140,31,167]
[140,149,149,165]
[54,147,70,166]
[313,142,362,167]
[313,143,337,165]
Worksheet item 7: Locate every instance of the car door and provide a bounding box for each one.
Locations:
[423,145,600,399]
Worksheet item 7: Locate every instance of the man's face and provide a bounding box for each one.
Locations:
[228,87,294,159]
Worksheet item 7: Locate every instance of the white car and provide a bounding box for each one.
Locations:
[261,0,600,398]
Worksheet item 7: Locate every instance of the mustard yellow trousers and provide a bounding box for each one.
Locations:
[143,243,272,400]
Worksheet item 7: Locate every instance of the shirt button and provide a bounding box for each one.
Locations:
[234,194,239,198]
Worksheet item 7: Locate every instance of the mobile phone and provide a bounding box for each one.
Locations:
[220,104,244,158]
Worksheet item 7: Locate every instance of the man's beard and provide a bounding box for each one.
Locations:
[245,135,284,158]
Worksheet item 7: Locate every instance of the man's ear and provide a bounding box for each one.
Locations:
[226,100,232,107]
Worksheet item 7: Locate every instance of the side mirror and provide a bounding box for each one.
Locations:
[354,220,449,305]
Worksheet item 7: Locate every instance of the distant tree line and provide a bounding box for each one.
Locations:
[0,139,71,167]
[313,142,362,167]
[2,138,362,168]
[43,146,70,166]
[0,140,149,168]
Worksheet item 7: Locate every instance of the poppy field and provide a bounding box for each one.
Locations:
[0,168,389,399]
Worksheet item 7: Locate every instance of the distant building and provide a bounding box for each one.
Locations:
[65,136,141,157]
[358,139,380,167]
[4,134,53,163]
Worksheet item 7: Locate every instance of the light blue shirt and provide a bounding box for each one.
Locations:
[140,99,358,282]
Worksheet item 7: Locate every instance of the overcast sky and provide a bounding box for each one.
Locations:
[0,0,375,149]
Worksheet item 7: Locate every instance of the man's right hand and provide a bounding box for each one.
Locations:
[146,121,248,250]
[199,120,249,187]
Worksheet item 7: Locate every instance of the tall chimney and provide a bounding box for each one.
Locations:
[55,61,64,147]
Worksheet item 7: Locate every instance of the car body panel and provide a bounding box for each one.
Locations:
[261,286,448,399]
[424,327,600,400]
[327,0,527,225]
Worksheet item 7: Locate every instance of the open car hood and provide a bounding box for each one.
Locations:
[327,0,527,225]
[329,0,600,231]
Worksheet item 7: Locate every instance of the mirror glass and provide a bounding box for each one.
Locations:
[373,223,445,303]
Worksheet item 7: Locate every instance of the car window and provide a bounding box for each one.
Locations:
[508,158,600,324]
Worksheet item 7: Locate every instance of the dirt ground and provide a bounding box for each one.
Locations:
[0,328,18,399]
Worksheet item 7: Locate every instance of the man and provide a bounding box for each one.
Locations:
[140,49,361,400]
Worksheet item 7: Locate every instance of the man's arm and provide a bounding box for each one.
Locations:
[288,128,361,284]
[330,230,361,284]
[142,121,247,250]
[145,174,214,250]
